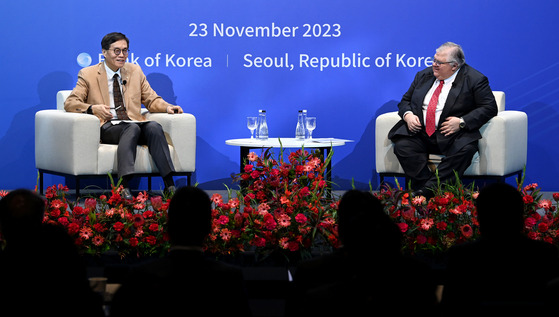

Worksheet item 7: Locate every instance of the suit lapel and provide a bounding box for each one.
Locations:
[96,63,110,106]
[440,65,467,120]
[414,73,436,125]
[120,65,131,108]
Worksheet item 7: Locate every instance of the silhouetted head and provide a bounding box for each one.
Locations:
[338,189,402,255]
[167,186,212,246]
[0,189,45,242]
[476,182,524,238]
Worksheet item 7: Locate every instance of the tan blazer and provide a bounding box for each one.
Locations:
[64,62,171,125]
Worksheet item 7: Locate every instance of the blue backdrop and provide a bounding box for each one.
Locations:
[1,0,558,191]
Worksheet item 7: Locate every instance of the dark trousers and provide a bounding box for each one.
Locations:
[392,132,478,191]
[101,121,175,180]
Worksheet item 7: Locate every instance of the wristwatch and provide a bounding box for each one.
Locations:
[459,117,466,129]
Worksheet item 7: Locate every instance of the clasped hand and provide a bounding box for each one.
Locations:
[404,114,461,136]
[90,104,184,119]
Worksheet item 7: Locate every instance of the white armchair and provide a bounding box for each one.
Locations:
[375,91,527,186]
[35,90,196,196]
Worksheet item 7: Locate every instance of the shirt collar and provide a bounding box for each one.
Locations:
[438,67,460,85]
[103,62,121,81]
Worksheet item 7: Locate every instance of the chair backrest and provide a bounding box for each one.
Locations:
[56,90,72,110]
[493,91,505,112]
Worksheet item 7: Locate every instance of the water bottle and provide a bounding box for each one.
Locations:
[258,110,268,140]
[295,110,305,140]
[302,109,308,138]
[255,110,260,139]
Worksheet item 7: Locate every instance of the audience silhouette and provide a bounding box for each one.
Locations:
[110,186,252,316]
[442,182,559,315]
[290,189,437,317]
[3,184,558,316]
[0,189,103,316]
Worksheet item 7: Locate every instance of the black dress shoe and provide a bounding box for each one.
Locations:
[121,188,133,200]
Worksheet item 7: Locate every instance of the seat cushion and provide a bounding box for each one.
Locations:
[97,144,177,175]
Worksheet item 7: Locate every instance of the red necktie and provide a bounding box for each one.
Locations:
[425,80,444,136]
[113,74,130,120]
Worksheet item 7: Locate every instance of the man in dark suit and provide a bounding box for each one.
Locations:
[389,42,498,198]
[291,190,437,316]
[110,186,251,317]
[0,189,104,316]
[442,183,559,315]
[65,32,182,199]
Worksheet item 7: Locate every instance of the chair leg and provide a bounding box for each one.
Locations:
[187,173,192,186]
[148,176,152,191]
[76,177,80,197]
[39,170,44,195]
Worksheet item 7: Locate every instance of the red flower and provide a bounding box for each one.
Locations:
[525,217,537,228]
[523,195,534,204]
[57,217,69,227]
[132,214,145,227]
[92,235,104,246]
[397,222,408,233]
[250,236,266,247]
[538,223,549,233]
[436,221,447,231]
[149,223,159,232]
[461,225,473,238]
[129,237,139,247]
[218,215,229,225]
[67,223,80,235]
[72,206,85,216]
[295,213,308,224]
[145,235,157,245]
[93,223,106,233]
[263,213,277,230]
[299,187,310,197]
[113,222,125,232]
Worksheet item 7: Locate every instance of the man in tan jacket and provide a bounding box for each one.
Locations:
[65,32,182,199]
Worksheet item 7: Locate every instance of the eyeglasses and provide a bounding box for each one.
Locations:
[433,58,454,66]
[109,48,129,56]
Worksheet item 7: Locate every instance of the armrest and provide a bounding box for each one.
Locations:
[375,112,404,174]
[477,110,527,175]
[146,112,196,172]
[35,110,100,175]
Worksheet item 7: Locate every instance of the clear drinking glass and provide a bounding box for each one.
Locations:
[247,117,258,139]
[305,117,316,140]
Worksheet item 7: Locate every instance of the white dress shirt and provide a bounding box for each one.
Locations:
[103,62,125,122]
[422,68,460,126]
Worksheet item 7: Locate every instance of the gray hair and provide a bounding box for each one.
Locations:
[437,42,465,67]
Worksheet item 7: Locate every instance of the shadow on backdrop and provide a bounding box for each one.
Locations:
[522,101,559,189]
[0,71,73,190]
[332,100,399,191]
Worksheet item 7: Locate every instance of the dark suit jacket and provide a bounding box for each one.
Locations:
[111,249,251,317]
[388,64,498,155]
[291,249,437,317]
[442,236,559,314]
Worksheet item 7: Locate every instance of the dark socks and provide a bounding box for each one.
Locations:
[121,175,132,188]
[163,174,175,188]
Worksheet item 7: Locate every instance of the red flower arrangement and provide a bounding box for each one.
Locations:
[2,166,558,262]
[376,179,480,254]
[376,177,559,255]
[204,148,340,261]
[520,182,559,244]
[40,184,171,258]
